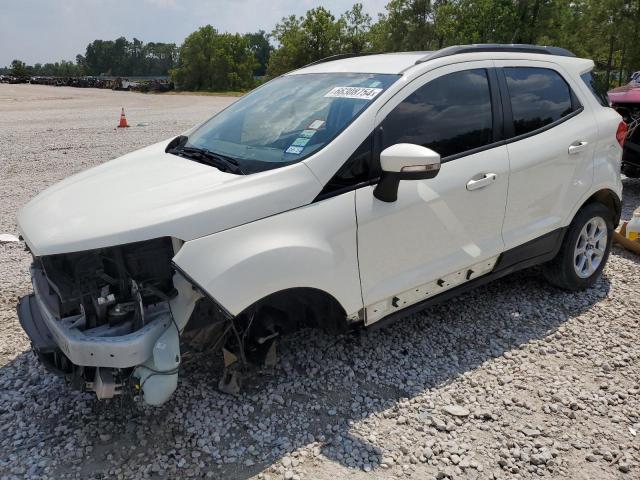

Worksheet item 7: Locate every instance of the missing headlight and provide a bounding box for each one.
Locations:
[38,237,176,334]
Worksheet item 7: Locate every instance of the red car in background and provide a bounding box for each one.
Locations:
[609,80,640,177]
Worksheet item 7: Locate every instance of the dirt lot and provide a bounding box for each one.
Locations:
[1,84,639,480]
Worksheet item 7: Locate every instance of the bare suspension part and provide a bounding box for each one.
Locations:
[216,308,281,395]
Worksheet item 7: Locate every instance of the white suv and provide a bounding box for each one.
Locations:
[17,44,625,405]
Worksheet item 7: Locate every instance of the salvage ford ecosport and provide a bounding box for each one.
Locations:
[17,44,625,405]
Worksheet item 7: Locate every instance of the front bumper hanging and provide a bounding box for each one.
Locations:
[23,266,174,369]
[17,265,183,405]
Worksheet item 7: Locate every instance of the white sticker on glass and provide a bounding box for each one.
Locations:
[308,119,325,130]
[300,129,316,138]
[325,86,383,100]
[285,146,304,155]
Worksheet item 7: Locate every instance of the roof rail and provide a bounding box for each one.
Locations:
[415,44,576,64]
[302,52,377,68]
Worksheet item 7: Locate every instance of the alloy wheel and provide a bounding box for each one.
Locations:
[574,216,608,279]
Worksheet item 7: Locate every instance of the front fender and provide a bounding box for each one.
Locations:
[172,192,363,318]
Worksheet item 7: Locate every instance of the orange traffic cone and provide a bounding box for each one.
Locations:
[117,107,129,128]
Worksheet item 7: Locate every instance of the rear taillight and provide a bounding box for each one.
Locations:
[616,121,628,147]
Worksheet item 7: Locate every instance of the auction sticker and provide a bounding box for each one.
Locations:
[292,137,310,147]
[285,146,304,155]
[325,86,383,100]
[299,129,316,138]
[308,119,325,130]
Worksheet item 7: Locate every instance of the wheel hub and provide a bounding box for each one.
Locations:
[574,216,607,279]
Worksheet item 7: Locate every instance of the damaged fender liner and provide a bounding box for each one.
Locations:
[172,261,233,320]
[24,265,174,369]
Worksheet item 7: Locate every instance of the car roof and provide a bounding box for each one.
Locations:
[289,52,432,75]
[289,44,586,76]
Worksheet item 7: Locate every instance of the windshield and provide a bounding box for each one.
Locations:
[185,73,399,174]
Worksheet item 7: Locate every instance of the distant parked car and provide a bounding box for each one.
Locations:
[1,75,27,84]
[609,81,640,177]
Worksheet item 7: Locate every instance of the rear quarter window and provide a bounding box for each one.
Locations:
[504,67,580,137]
[580,71,610,107]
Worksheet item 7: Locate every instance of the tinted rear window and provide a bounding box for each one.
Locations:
[504,67,577,136]
[580,71,609,107]
[382,69,493,158]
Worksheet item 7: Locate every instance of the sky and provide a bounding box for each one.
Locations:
[0,0,389,66]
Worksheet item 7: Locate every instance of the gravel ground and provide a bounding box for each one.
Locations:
[1,84,640,480]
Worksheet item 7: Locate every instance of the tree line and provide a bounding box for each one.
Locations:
[3,1,640,92]
[1,38,179,78]
[83,38,178,76]
[264,0,640,89]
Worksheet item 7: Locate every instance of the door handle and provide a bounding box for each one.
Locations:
[568,141,588,154]
[466,173,497,191]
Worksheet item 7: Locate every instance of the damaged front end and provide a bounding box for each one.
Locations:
[17,237,203,405]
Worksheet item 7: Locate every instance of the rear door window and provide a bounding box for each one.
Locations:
[504,67,580,136]
[381,69,494,159]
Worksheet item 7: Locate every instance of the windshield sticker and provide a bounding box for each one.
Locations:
[285,145,304,155]
[325,86,383,100]
[300,129,316,138]
[369,80,382,88]
[292,137,310,147]
[308,119,325,130]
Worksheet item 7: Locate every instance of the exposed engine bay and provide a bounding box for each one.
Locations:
[18,237,199,405]
[38,237,176,333]
[613,103,640,177]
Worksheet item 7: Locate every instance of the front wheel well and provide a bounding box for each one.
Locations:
[581,189,621,226]
[241,288,349,335]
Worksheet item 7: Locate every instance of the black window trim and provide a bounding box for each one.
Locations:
[498,66,585,144]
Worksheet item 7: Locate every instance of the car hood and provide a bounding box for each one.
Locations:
[18,140,322,256]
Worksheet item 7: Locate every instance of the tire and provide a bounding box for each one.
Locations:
[543,203,614,291]
[621,162,640,178]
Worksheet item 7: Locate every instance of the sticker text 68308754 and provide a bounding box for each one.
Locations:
[325,86,383,100]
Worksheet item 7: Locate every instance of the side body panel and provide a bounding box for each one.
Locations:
[172,192,363,317]
[495,59,598,249]
[356,61,510,319]
[567,62,623,218]
[566,105,623,222]
[356,147,509,317]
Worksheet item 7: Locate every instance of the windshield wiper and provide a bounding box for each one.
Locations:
[168,143,245,175]
[193,147,245,175]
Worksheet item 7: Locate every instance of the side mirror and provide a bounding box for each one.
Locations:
[373,143,441,202]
